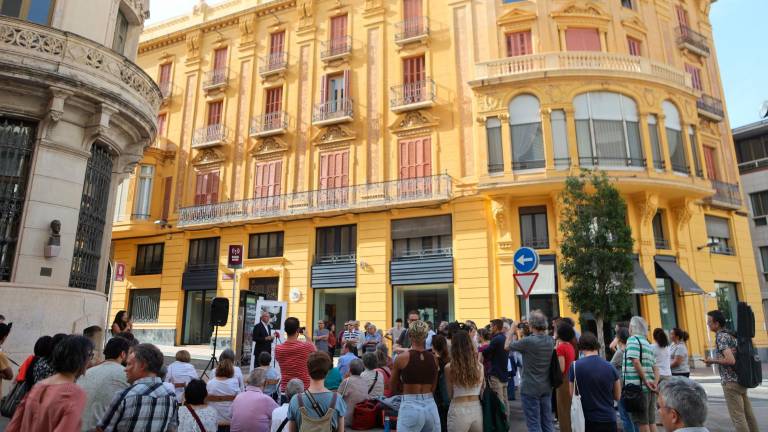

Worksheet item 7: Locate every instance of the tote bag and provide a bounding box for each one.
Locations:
[570,362,586,432]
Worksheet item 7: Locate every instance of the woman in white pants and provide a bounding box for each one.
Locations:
[445,330,484,432]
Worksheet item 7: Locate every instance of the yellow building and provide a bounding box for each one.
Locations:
[110,0,767,361]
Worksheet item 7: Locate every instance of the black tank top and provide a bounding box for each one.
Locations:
[400,349,438,384]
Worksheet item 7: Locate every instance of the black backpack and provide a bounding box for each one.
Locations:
[735,302,762,388]
[549,349,563,389]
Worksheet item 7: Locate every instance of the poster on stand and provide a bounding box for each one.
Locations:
[250,300,287,372]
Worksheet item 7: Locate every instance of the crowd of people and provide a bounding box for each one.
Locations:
[0,306,754,432]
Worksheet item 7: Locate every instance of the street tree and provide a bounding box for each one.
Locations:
[558,170,634,355]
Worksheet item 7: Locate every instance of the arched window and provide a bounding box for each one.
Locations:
[574,92,643,168]
[662,101,688,174]
[509,95,544,170]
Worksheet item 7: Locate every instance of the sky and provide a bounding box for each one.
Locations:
[148,1,766,129]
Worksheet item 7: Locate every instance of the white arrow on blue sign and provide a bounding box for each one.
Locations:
[513,247,539,273]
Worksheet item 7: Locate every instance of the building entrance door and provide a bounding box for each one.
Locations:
[239,278,279,363]
[393,284,454,324]
[314,288,355,342]
[182,289,215,345]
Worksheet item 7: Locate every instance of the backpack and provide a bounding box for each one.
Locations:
[735,302,762,388]
[548,349,563,389]
[297,391,339,432]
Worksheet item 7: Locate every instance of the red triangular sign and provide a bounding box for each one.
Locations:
[514,272,539,299]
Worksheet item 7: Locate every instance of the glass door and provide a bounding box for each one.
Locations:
[314,288,356,334]
[182,289,215,345]
[393,284,453,325]
[656,278,678,330]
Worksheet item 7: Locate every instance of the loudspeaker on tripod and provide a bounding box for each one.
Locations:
[211,297,229,327]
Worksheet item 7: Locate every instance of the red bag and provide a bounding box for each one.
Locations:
[351,400,381,430]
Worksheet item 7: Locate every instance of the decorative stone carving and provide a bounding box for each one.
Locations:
[47,87,71,123]
[478,94,500,112]
[186,31,201,59]
[251,137,288,160]
[492,199,508,238]
[497,8,538,26]
[636,194,659,228]
[298,0,314,28]
[192,148,224,166]
[312,125,356,148]
[673,200,698,233]
[389,111,439,137]
[238,15,256,45]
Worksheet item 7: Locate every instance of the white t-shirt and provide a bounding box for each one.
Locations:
[270,404,289,432]
[165,361,198,402]
[653,344,672,377]
[206,377,240,423]
[234,366,245,391]
[178,405,218,432]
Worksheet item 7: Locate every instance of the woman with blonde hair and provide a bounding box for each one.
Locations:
[391,320,440,431]
[206,359,240,431]
[445,330,484,432]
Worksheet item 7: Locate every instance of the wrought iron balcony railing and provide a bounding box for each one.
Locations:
[738,157,768,174]
[192,124,228,148]
[706,180,742,208]
[259,52,287,75]
[390,79,436,111]
[522,238,549,249]
[250,111,288,137]
[578,157,646,168]
[676,26,710,56]
[710,245,735,256]
[315,254,356,265]
[394,247,453,260]
[513,159,546,170]
[321,36,352,60]
[653,159,665,171]
[178,174,453,227]
[697,94,724,121]
[395,17,430,43]
[312,98,353,125]
[203,68,228,89]
[671,162,690,175]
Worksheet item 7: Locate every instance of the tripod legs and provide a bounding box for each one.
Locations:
[200,325,220,379]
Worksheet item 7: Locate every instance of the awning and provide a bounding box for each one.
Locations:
[632,256,655,295]
[654,255,705,295]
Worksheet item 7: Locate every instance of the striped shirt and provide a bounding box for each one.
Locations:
[622,335,656,392]
[342,329,361,343]
[275,340,317,392]
[98,376,178,432]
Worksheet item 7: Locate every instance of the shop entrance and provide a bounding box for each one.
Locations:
[393,284,454,324]
[239,277,279,364]
[314,288,356,335]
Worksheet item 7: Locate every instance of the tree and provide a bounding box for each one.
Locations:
[558,170,634,355]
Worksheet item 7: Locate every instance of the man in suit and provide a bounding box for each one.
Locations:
[252,311,274,359]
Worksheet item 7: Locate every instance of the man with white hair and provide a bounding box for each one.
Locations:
[270,378,304,432]
[624,316,658,432]
[657,377,709,432]
[231,368,279,431]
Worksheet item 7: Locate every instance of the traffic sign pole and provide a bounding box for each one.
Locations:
[228,245,244,355]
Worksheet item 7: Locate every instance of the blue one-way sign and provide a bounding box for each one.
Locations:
[513,247,539,273]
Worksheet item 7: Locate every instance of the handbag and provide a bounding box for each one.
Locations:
[0,381,28,418]
[570,362,586,432]
[351,400,381,430]
[620,337,645,413]
[548,349,564,389]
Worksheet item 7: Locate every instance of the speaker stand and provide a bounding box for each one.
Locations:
[200,325,220,379]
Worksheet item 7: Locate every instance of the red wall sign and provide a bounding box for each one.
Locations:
[115,263,125,281]
[228,244,243,269]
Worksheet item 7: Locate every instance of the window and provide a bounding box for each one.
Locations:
[750,190,768,218]
[270,31,285,55]
[249,277,279,299]
[132,165,154,219]
[648,115,664,170]
[320,71,350,115]
[735,135,768,165]
[402,55,426,102]
[329,14,348,52]
[705,215,733,255]
[676,6,690,29]
[509,95,544,170]
[689,126,702,177]
[264,86,283,129]
[399,137,431,179]
[188,237,220,268]
[759,247,768,281]
[715,282,739,331]
[652,212,668,249]
[486,117,503,173]
[213,47,228,71]
[0,0,54,24]
[254,160,282,199]
[621,0,634,10]
[551,110,570,169]
[129,289,161,323]
[506,31,532,57]
[158,63,172,96]
[663,101,688,174]
[703,146,718,180]
[157,113,167,137]
[113,177,130,222]
[207,101,222,126]
[402,0,425,37]
[565,28,601,51]
[574,92,643,167]
[519,206,548,249]
[194,170,219,205]
[112,9,129,54]
[392,215,452,258]
[70,144,113,291]
[316,225,356,260]
[135,243,164,275]
[627,37,641,56]
[685,64,703,91]
[0,117,36,282]
[248,232,284,258]
[319,150,349,205]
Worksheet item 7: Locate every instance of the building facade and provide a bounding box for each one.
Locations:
[111,0,767,361]
[733,118,768,328]
[0,0,159,358]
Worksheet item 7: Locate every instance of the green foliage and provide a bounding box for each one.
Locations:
[558,170,635,325]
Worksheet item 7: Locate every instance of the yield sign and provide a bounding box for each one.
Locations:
[514,272,539,299]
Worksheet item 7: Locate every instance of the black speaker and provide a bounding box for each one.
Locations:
[210,297,229,327]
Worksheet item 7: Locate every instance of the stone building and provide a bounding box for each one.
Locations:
[0,0,160,357]
[111,0,766,361]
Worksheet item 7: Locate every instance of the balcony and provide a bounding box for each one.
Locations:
[250,111,288,137]
[390,247,454,285]
[178,174,453,227]
[521,238,549,249]
[159,81,172,104]
[655,238,670,250]
[676,26,710,57]
[738,157,768,174]
[312,99,353,126]
[710,244,735,256]
[259,52,287,77]
[578,157,646,169]
[394,17,430,45]
[697,94,724,122]
[311,254,356,289]
[705,180,742,209]
[192,124,229,149]
[390,79,436,112]
[321,36,352,62]
[471,52,692,91]
[203,68,228,90]
[672,162,690,175]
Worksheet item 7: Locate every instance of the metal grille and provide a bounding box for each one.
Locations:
[129,288,160,322]
[70,144,113,290]
[0,118,36,282]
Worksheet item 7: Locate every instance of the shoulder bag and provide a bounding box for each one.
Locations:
[620,336,645,413]
[570,362,586,432]
[185,404,207,432]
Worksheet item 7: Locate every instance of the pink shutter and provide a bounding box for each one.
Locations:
[627,37,641,56]
[320,74,328,105]
[265,87,283,114]
[404,0,422,20]
[270,31,285,55]
[685,64,702,91]
[399,138,431,179]
[403,56,425,84]
[158,63,172,86]
[319,153,330,189]
[676,6,689,29]
[213,47,227,70]
[207,171,219,204]
[319,151,348,189]
[255,160,282,198]
[331,15,347,43]
[195,173,206,205]
[565,28,601,51]
[704,147,718,180]
[506,31,532,57]
[157,113,167,136]
[342,70,350,102]
[339,151,349,187]
[208,101,222,125]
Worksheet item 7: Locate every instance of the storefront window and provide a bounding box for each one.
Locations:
[519,294,559,321]
[715,281,739,331]
[182,289,215,345]
[657,277,678,330]
[393,284,453,324]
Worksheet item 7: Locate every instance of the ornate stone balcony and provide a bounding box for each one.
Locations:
[192,124,228,149]
[312,99,353,125]
[471,52,692,91]
[249,111,288,137]
[394,17,429,45]
[676,26,710,57]
[697,94,724,122]
[178,174,453,227]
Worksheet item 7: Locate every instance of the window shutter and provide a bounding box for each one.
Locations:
[161,176,172,219]
[403,0,422,20]
[213,47,228,70]
[340,150,349,187]
[342,70,350,101]
[565,28,601,51]
[506,31,532,57]
[399,138,430,179]
[627,37,641,56]
[207,171,219,204]
[195,173,206,205]
[417,137,431,177]
[320,74,328,104]
[403,56,425,84]
[319,153,330,189]
[676,6,689,28]
[208,101,222,126]
[270,31,285,54]
[157,113,167,136]
[685,64,702,91]
[704,146,718,180]
[266,87,283,114]
[331,14,347,40]
[159,63,172,86]
[705,216,730,239]
[255,161,282,197]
